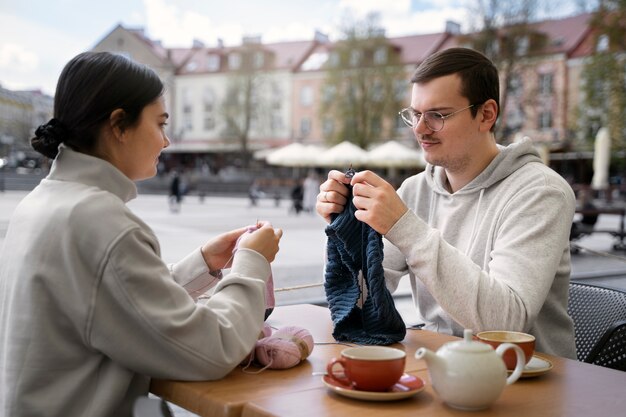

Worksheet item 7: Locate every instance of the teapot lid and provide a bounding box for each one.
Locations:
[445,329,493,353]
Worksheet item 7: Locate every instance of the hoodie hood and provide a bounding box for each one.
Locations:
[425,138,543,195]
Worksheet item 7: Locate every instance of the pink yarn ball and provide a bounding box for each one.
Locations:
[255,326,314,369]
[240,324,274,366]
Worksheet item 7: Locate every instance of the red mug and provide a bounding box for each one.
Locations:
[476,331,535,370]
[326,346,406,392]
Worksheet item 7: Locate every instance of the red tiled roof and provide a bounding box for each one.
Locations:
[264,40,318,70]
[533,13,593,56]
[390,32,452,65]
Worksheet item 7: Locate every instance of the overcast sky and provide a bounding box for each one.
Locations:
[0,0,584,96]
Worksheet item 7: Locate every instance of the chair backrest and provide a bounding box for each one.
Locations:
[586,320,626,371]
[568,281,626,370]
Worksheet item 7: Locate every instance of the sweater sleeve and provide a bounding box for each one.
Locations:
[86,227,270,381]
[168,247,221,300]
[384,183,574,333]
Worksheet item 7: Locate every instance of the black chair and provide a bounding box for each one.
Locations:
[568,282,626,371]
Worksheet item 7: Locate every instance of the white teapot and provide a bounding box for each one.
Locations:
[415,329,525,410]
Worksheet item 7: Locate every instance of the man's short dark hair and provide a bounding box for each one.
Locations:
[411,47,499,128]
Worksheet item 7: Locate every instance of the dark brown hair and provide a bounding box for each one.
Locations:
[411,47,499,131]
[31,52,164,159]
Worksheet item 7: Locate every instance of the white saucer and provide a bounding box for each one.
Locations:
[508,354,553,378]
[322,373,425,401]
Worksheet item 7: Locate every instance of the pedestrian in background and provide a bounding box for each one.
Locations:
[169,170,182,212]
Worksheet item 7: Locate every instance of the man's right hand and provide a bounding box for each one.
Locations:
[316,170,352,224]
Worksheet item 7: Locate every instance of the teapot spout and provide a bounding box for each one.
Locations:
[415,347,445,374]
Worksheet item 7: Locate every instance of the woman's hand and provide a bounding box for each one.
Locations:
[200,226,250,271]
[237,221,283,263]
[316,170,352,223]
[201,221,283,269]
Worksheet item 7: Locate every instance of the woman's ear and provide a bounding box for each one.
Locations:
[109,109,127,142]
[478,99,498,132]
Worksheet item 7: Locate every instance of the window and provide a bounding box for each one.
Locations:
[370,116,381,136]
[323,118,334,136]
[394,79,408,101]
[182,88,193,131]
[597,34,609,52]
[228,53,241,70]
[271,114,283,131]
[516,36,529,56]
[538,110,552,129]
[322,85,336,103]
[350,50,362,67]
[373,47,387,65]
[300,117,311,137]
[538,73,553,95]
[203,88,215,131]
[207,54,220,71]
[300,86,313,106]
[372,80,383,102]
[328,51,340,67]
[253,51,264,68]
[508,73,523,96]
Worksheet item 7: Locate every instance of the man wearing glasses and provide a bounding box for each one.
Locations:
[317,47,576,359]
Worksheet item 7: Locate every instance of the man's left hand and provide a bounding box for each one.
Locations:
[350,170,408,235]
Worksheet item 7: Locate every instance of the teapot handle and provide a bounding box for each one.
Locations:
[495,343,525,385]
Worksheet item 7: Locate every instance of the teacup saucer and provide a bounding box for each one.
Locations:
[322,373,425,401]
[508,354,553,378]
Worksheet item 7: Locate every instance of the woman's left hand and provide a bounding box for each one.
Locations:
[200,226,250,271]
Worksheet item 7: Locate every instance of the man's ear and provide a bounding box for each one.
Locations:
[479,99,498,132]
[109,109,127,141]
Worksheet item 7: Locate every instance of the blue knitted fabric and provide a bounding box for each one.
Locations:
[324,189,406,345]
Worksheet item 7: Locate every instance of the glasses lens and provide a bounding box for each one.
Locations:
[424,111,444,131]
[400,109,415,127]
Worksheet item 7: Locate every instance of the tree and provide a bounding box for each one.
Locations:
[319,12,406,149]
[577,0,626,164]
[220,40,273,168]
[462,0,551,142]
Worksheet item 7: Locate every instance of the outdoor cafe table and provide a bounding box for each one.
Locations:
[150,304,626,417]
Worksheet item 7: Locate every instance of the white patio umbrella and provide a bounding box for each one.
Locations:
[315,141,369,168]
[366,140,426,168]
[266,143,325,167]
[591,127,611,190]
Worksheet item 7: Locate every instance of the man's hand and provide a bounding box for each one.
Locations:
[350,170,408,235]
[316,170,351,223]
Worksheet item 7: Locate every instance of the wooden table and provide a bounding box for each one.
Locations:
[150,305,626,417]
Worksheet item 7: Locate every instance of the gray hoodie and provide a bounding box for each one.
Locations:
[384,139,577,358]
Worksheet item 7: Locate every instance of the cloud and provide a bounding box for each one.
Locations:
[0,44,39,72]
[0,13,79,94]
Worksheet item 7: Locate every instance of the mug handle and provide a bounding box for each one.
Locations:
[495,343,525,385]
[326,358,352,387]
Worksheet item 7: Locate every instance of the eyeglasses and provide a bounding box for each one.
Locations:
[398,104,475,132]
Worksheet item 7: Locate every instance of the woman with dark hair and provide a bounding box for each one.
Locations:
[0,52,282,417]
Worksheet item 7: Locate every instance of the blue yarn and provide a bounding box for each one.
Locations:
[324,188,406,345]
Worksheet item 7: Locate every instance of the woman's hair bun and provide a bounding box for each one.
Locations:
[31,118,69,159]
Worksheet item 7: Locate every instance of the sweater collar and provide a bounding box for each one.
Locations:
[47,144,138,203]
